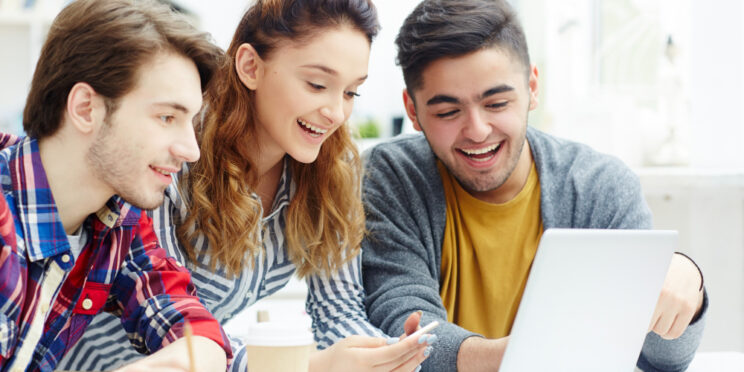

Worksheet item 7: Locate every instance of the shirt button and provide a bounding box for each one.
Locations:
[82,298,93,310]
[61,254,70,263]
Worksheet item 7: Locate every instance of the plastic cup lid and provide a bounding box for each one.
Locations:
[243,322,315,347]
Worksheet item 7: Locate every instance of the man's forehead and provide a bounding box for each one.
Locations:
[415,52,526,102]
[128,53,203,113]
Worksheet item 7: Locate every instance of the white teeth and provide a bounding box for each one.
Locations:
[297,118,328,134]
[460,143,500,155]
[152,167,170,175]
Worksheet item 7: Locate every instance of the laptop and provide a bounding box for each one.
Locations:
[499,228,677,372]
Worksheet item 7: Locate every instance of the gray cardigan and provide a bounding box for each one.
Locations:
[361,126,706,372]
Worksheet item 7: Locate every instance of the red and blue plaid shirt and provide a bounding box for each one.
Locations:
[0,134,231,371]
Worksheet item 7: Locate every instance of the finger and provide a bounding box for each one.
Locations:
[374,344,423,370]
[663,305,695,340]
[662,316,686,340]
[662,299,697,340]
[389,346,433,372]
[652,312,677,337]
[359,334,430,365]
[648,312,660,334]
[343,335,389,349]
[404,311,422,336]
[647,296,665,332]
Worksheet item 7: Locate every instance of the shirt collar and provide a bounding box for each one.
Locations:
[263,156,293,221]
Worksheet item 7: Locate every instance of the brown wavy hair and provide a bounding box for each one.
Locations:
[178,0,379,278]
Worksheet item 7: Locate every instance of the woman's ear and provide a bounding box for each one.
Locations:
[235,43,263,90]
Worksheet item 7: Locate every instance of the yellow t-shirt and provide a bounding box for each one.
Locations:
[438,160,543,339]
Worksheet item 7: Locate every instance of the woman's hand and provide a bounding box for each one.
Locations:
[310,312,435,372]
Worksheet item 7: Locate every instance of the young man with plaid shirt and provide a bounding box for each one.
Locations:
[0,1,231,371]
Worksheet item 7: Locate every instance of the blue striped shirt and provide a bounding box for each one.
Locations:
[58,159,383,371]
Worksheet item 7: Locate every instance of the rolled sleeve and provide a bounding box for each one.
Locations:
[110,213,233,361]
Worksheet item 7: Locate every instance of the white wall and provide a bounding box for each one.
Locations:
[176,0,246,49]
[181,0,744,169]
[352,0,420,136]
[689,0,744,168]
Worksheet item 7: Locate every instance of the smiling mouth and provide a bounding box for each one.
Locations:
[150,165,172,175]
[297,118,328,138]
[458,143,502,162]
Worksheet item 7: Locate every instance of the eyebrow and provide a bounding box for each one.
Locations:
[426,95,459,106]
[481,84,515,98]
[301,64,368,82]
[152,102,190,114]
[426,84,516,106]
[302,64,337,76]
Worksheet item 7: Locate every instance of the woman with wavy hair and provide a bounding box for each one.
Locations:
[59,1,435,371]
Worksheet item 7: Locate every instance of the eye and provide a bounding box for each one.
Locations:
[307,82,326,91]
[159,115,175,125]
[487,101,508,110]
[345,91,360,99]
[435,109,459,118]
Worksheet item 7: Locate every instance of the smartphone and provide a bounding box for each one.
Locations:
[407,320,440,342]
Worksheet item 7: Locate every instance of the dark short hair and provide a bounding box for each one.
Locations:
[23,0,224,139]
[396,0,530,96]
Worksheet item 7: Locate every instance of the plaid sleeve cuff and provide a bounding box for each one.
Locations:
[175,318,234,366]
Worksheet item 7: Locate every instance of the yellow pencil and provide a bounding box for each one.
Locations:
[184,320,196,372]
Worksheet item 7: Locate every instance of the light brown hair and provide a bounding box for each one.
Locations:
[23,0,223,139]
[178,0,379,278]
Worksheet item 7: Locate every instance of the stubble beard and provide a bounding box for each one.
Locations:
[435,124,528,196]
[86,120,165,211]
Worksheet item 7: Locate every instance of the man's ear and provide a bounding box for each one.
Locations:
[528,64,539,111]
[66,82,106,134]
[235,43,263,90]
[402,89,423,132]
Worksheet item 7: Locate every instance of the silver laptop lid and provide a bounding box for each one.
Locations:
[500,228,676,372]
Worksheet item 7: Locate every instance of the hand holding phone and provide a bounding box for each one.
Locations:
[407,320,439,344]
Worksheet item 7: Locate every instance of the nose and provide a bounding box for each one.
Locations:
[462,109,491,143]
[320,96,346,126]
[171,123,201,163]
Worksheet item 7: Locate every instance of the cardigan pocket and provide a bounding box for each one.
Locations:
[0,313,18,358]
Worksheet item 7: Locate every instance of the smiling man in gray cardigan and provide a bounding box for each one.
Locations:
[361,1,707,371]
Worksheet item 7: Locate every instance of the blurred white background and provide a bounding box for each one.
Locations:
[3,0,742,169]
[1,0,742,355]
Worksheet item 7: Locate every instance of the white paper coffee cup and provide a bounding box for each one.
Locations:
[244,322,315,372]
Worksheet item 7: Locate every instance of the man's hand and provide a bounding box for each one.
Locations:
[113,335,227,372]
[456,336,509,371]
[648,253,705,340]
